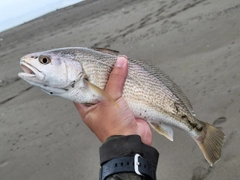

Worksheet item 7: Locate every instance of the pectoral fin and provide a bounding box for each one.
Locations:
[85,80,118,106]
[149,122,174,141]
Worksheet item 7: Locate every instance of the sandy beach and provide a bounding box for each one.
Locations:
[0,0,240,179]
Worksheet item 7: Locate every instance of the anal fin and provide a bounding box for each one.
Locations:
[149,122,174,141]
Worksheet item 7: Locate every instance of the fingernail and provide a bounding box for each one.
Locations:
[115,57,126,67]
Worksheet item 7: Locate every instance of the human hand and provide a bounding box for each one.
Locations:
[74,56,152,145]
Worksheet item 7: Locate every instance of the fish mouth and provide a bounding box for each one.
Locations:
[18,61,66,94]
[18,61,44,81]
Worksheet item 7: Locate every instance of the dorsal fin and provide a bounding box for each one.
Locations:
[91,47,119,55]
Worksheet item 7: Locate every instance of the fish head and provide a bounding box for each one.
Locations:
[18,50,84,95]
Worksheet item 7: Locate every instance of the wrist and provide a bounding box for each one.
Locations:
[100,135,158,165]
[99,135,159,180]
[98,131,137,143]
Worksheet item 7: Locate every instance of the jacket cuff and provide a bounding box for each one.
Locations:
[99,135,159,168]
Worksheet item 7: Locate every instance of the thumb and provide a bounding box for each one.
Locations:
[105,57,128,100]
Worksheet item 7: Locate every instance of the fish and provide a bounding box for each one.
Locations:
[18,47,225,166]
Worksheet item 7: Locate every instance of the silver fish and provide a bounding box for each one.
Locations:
[18,47,225,166]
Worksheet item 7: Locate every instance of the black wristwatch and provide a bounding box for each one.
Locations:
[99,135,159,180]
[100,154,156,180]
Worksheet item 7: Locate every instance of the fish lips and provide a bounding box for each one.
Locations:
[18,61,68,95]
[18,61,45,82]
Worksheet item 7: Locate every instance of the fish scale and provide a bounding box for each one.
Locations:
[18,47,225,166]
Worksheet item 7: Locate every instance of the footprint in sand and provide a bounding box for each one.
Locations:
[0,160,9,168]
[212,117,226,130]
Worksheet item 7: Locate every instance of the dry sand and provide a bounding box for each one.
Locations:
[0,0,240,179]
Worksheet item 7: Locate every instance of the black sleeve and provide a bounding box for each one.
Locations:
[99,135,159,180]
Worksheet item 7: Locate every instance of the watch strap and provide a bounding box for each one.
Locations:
[100,154,156,180]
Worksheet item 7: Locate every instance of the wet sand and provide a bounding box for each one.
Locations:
[0,0,240,179]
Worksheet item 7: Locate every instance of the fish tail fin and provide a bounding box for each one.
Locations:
[195,122,225,166]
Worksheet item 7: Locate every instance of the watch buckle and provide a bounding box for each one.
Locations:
[134,154,144,176]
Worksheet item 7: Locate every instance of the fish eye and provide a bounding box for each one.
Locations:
[39,56,51,64]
